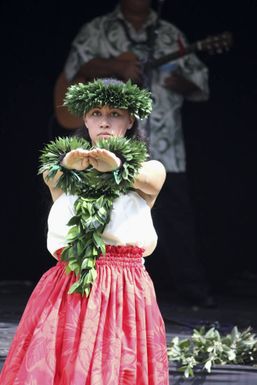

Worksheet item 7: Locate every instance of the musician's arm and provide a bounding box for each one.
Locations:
[164,73,202,97]
[164,28,209,100]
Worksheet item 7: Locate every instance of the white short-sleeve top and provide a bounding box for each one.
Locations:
[47,191,158,258]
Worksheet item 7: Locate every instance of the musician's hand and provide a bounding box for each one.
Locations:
[115,58,142,83]
[61,149,90,170]
[164,72,200,96]
[89,148,121,172]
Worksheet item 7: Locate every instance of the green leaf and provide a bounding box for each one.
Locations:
[81,257,95,270]
[61,247,69,261]
[84,286,91,297]
[76,240,85,257]
[184,367,193,378]
[67,259,80,273]
[92,246,99,256]
[68,280,82,294]
[66,226,80,241]
[88,267,97,281]
[67,216,80,226]
[204,360,212,373]
[93,232,102,245]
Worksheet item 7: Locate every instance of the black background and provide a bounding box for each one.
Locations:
[0,0,256,291]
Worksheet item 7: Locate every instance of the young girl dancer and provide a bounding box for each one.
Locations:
[0,78,169,384]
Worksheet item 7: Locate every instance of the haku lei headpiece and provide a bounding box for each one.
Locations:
[63,78,152,119]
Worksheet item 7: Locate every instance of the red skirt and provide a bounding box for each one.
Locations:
[0,246,169,385]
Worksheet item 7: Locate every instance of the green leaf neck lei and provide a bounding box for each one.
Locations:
[39,136,148,296]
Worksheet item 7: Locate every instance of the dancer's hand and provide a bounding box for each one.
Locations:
[61,149,90,170]
[89,148,121,172]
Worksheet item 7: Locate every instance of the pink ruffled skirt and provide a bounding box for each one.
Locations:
[0,246,169,385]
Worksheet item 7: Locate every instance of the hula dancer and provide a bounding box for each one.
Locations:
[0,78,168,385]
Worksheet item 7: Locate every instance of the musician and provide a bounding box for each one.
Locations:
[54,0,213,306]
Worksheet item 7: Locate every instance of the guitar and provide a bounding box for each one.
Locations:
[54,31,233,129]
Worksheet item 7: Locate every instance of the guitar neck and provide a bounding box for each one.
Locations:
[151,42,199,68]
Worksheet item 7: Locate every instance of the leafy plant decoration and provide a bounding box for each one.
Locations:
[168,326,257,378]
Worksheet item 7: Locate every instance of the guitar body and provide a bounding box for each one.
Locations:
[54,53,137,130]
[116,51,138,62]
[54,72,84,129]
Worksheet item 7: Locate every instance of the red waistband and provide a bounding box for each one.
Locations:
[97,245,144,267]
[103,245,144,257]
[56,245,144,265]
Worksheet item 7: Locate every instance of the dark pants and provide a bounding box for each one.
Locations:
[147,172,210,299]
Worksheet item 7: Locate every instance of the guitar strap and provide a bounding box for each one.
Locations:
[116,18,157,50]
[115,17,161,141]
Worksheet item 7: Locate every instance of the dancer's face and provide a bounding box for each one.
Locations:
[84,106,134,145]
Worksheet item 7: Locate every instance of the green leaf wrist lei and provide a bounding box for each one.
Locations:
[39,136,148,296]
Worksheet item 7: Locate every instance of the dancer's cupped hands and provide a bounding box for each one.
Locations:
[61,148,121,172]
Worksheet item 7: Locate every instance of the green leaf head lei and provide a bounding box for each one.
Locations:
[63,78,153,119]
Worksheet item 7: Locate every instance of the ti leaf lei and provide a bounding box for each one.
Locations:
[39,136,148,296]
